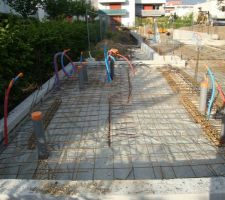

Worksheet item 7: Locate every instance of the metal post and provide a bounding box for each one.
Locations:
[82,65,88,83]
[221,115,225,143]
[86,9,91,51]
[79,67,85,89]
[199,80,208,114]
[110,60,115,80]
[31,111,49,160]
[194,47,200,82]
[99,14,102,41]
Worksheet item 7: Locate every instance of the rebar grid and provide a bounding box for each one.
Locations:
[161,67,223,146]
[1,65,225,180]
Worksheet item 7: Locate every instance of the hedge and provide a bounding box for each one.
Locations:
[0,15,101,118]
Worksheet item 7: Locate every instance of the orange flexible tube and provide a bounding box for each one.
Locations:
[108,48,135,75]
[4,73,23,145]
[216,82,225,103]
[117,54,135,75]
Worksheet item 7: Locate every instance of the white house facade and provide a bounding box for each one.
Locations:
[98,0,166,27]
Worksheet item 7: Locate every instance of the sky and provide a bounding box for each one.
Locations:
[182,0,207,4]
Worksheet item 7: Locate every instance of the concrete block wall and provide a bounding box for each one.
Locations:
[131,31,186,66]
[172,29,225,46]
[130,31,143,47]
[173,30,211,44]
[140,43,155,60]
[130,31,155,60]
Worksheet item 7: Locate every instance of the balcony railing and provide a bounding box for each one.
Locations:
[98,0,127,3]
[99,9,128,16]
[141,9,165,17]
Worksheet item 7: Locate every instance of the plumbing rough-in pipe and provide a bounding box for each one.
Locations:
[53,52,63,86]
[54,50,78,86]
[104,46,112,83]
[31,111,49,159]
[61,49,77,77]
[108,48,135,75]
[217,83,225,103]
[199,79,208,114]
[206,66,216,118]
[4,73,23,145]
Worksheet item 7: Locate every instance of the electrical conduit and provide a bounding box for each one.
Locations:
[206,66,216,118]
[4,73,23,145]
[104,46,112,82]
[61,49,77,77]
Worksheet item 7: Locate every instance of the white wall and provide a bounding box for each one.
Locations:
[37,6,46,21]
[121,0,135,27]
[173,5,194,17]
[98,1,135,27]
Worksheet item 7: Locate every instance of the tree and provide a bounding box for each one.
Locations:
[43,0,96,20]
[43,0,70,19]
[6,0,42,18]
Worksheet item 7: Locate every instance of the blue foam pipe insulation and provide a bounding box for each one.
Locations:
[207,67,216,118]
[108,55,116,63]
[104,46,112,82]
[53,52,62,86]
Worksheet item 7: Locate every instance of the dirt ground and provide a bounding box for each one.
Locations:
[180,25,225,40]
[148,26,225,77]
[92,30,137,60]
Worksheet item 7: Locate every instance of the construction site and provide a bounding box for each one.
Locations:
[1,11,225,199]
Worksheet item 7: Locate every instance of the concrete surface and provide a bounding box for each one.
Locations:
[0,65,70,141]
[1,177,225,199]
[0,63,225,180]
[0,57,186,143]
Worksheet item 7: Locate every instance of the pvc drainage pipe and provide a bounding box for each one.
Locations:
[199,80,208,115]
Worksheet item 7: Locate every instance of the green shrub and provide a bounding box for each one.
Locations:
[0,17,101,118]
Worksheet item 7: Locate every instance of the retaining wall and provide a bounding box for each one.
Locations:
[131,31,186,67]
[173,29,225,46]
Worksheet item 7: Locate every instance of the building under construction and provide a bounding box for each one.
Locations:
[1,20,225,199]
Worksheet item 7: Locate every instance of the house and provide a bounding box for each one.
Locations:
[166,0,208,17]
[98,0,166,27]
[165,0,182,16]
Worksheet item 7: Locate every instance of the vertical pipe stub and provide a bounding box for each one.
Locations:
[221,115,225,144]
[78,67,85,90]
[199,80,208,115]
[82,65,88,83]
[31,111,49,160]
[110,60,115,80]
